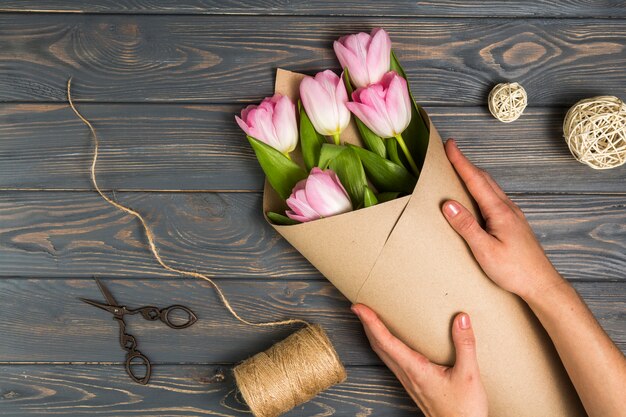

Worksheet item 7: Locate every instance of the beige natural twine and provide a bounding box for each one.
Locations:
[563,96,626,169]
[66,78,346,416]
[234,324,347,417]
[488,82,528,123]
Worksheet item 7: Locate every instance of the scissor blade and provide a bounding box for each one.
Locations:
[79,297,118,314]
[94,277,119,307]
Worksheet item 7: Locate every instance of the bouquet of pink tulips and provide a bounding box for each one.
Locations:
[236,28,583,417]
[236,28,428,225]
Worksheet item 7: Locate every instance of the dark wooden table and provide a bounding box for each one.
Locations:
[1,1,625,416]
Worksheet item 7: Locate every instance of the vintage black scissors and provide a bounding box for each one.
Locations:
[80,278,198,384]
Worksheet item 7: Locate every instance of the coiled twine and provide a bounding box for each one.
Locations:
[234,324,347,417]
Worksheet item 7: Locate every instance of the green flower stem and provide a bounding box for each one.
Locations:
[332,133,341,146]
[394,133,420,177]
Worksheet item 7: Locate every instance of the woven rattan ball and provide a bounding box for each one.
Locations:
[563,96,626,170]
[488,82,528,123]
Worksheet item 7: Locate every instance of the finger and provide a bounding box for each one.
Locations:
[442,200,495,256]
[352,304,431,375]
[352,305,413,380]
[445,139,509,216]
[481,171,522,215]
[451,313,480,377]
[480,170,508,203]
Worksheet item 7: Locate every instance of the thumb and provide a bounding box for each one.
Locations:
[451,313,480,376]
[442,200,492,255]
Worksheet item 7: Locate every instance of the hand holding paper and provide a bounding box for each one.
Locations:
[441,138,564,300]
[355,139,626,417]
[353,305,488,417]
[439,140,626,417]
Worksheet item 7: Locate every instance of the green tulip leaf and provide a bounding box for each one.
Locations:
[329,147,368,209]
[390,50,430,171]
[349,145,416,193]
[390,50,409,80]
[298,100,326,171]
[247,135,308,200]
[363,185,378,208]
[267,211,300,225]
[377,191,401,203]
[318,143,346,169]
[343,68,387,158]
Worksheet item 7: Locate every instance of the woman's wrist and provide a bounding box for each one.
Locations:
[520,269,570,309]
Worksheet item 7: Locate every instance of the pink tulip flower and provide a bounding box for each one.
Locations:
[235,94,298,155]
[333,27,391,88]
[299,70,351,145]
[286,168,353,222]
[346,71,419,176]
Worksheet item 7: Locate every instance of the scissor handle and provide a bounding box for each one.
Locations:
[134,305,197,329]
[161,305,198,329]
[116,317,152,385]
[125,351,152,385]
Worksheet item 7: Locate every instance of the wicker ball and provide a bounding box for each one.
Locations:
[563,96,626,170]
[488,82,528,123]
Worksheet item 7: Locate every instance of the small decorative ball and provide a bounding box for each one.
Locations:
[488,82,528,123]
[563,96,626,170]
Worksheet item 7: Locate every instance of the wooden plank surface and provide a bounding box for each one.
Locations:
[1,15,626,105]
[2,104,626,193]
[0,364,420,417]
[0,278,623,364]
[2,0,625,18]
[1,192,624,281]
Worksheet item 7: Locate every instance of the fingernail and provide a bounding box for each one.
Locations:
[443,201,461,218]
[459,313,471,330]
[351,305,360,317]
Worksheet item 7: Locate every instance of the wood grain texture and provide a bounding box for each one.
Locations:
[0,192,624,281]
[2,0,625,17]
[1,15,626,105]
[0,364,420,417]
[2,104,626,193]
[0,278,623,364]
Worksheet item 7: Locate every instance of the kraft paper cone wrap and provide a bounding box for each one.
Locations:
[263,69,585,417]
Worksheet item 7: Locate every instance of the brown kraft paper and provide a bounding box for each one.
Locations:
[263,69,585,417]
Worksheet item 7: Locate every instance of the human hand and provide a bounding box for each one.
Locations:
[441,139,566,301]
[351,304,488,417]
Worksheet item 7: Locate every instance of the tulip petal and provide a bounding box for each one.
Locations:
[366,28,391,85]
[235,115,250,136]
[305,171,352,217]
[385,74,412,135]
[272,95,298,153]
[300,75,337,136]
[252,107,282,149]
[349,85,395,138]
[335,35,369,87]
[346,101,388,138]
[286,193,321,221]
[240,104,256,122]
[285,211,315,223]
[335,75,352,132]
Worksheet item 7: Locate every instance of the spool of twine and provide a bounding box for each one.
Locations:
[563,95,626,169]
[66,78,347,416]
[488,82,528,123]
[234,324,346,417]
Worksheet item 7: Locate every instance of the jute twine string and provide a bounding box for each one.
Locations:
[488,82,528,123]
[66,78,346,417]
[563,95,626,170]
[234,324,347,417]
